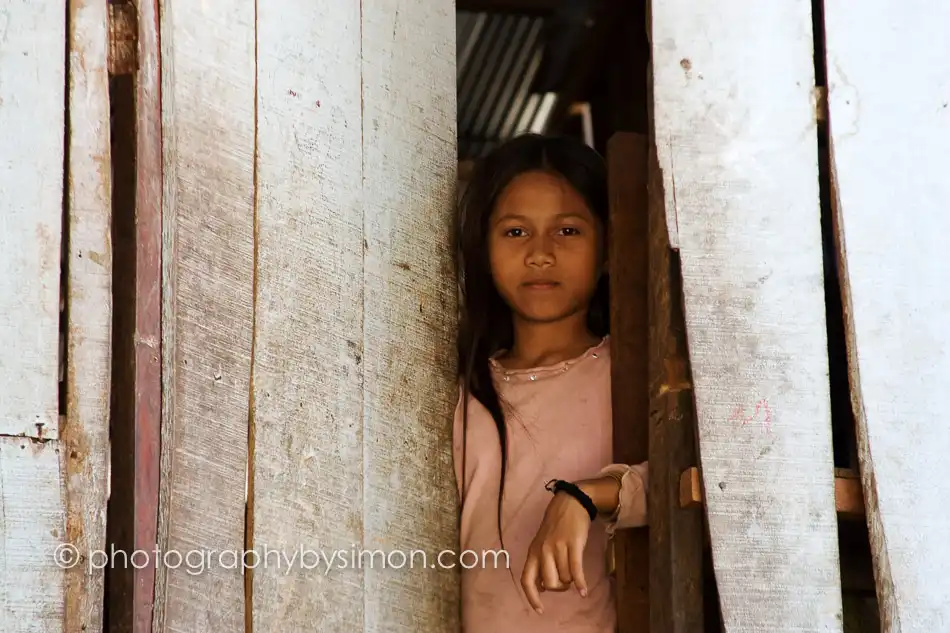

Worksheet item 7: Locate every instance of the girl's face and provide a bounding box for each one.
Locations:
[488,170,604,325]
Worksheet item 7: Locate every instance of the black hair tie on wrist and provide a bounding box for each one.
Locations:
[545,479,597,521]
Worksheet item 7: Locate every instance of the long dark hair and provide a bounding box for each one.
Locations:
[454,134,610,547]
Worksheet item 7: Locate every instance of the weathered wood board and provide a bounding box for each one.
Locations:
[252,1,458,631]
[63,1,113,631]
[824,3,950,630]
[156,2,256,631]
[129,2,164,630]
[0,4,70,630]
[361,2,459,630]
[606,133,651,633]
[649,2,843,631]
[0,439,66,632]
[250,2,365,630]
[0,0,65,438]
[644,138,704,633]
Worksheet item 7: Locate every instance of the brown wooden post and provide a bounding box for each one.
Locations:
[607,132,650,633]
[132,1,163,630]
[646,141,704,633]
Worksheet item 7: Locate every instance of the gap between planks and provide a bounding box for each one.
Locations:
[678,466,864,518]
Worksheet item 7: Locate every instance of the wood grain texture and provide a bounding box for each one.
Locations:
[824,3,950,630]
[251,2,365,630]
[645,139,703,633]
[606,133,650,633]
[64,1,112,630]
[679,467,865,518]
[0,0,65,438]
[649,2,843,631]
[0,438,66,632]
[132,1,164,630]
[361,2,459,630]
[252,2,459,630]
[155,1,256,631]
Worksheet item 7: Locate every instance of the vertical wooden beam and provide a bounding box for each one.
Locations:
[64,1,113,631]
[361,2,459,629]
[0,2,68,630]
[251,1,365,629]
[824,2,950,630]
[134,0,163,630]
[649,2,843,631]
[607,132,650,633]
[252,0,458,630]
[646,145,704,633]
[153,1,255,632]
[0,0,65,441]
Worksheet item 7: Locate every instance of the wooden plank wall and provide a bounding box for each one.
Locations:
[251,1,365,629]
[649,1,844,631]
[360,1,459,629]
[0,2,111,631]
[607,134,651,633]
[645,139,705,633]
[0,0,64,441]
[0,2,68,630]
[154,1,460,632]
[64,1,114,631]
[155,1,255,632]
[824,3,950,631]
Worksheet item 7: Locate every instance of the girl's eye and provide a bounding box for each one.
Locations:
[504,228,526,238]
[558,227,581,236]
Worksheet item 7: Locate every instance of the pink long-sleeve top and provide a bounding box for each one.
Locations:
[453,336,648,633]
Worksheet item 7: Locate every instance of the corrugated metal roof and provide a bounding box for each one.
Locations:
[457,10,557,160]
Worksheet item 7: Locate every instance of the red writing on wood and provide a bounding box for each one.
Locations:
[729,399,772,431]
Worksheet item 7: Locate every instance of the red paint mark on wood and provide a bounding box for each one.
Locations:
[729,399,772,431]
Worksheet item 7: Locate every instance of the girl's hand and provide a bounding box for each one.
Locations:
[520,488,593,614]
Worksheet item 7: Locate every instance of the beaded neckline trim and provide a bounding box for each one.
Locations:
[489,336,608,382]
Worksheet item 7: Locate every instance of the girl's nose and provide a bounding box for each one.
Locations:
[525,234,555,267]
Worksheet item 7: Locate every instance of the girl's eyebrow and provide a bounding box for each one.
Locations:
[555,212,592,222]
[493,211,592,223]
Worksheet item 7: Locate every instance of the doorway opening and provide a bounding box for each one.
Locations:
[453,0,875,629]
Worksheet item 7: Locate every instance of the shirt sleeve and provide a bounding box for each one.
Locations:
[597,461,649,535]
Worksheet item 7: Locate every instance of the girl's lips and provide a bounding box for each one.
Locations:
[522,281,560,289]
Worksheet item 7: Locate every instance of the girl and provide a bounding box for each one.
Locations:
[454,133,649,633]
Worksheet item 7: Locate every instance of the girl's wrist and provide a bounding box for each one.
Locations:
[574,476,622,516]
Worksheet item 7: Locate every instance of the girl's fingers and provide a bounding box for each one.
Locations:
[568,540,588,597]
[521,554,544,614]
[554,543,573,586]
[540,547,566,593]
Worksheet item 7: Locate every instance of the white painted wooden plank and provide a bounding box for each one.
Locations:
[824,3,950,630]
[0,1,65,438]
[155,2,255,631]
[0,438,66,632]
[251,2,365,630]
[361,1,459,631]
[649,3,842,631]
[63,1,112,630]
